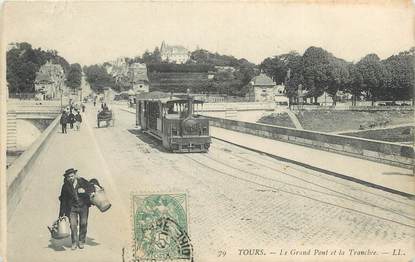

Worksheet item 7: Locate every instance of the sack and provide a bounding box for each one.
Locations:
[90,188,111,212]
[48,216,70,239]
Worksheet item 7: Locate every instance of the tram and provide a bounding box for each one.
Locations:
[136,92,211,152]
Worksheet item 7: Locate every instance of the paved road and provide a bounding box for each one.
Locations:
[7,104,415,262]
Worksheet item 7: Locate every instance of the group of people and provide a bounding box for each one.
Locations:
[56,100,110,250]
[60,104,83,134]
[101,103,108,111]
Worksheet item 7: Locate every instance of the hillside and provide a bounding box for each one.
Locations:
[148,72,212,93]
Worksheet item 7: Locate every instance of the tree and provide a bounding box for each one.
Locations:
[259,56,287,84]
[345,63,364,106]
[259,52,303,106]
[190,49,210,64]
[66,63,82,90]
[326,57,350,106]
[152,47,162,63]
[114,74,131,92]
[189,49,241,67]
[382,48,414,102]
[83,64,115,93]
[187,48,256,96]
[260,46,413,106]
[6,42,71,94]
[7,43,39,93]
[301,47,332,103]
[356,54,390,106]
[142,50,152,64]
[141,47,163,64]
[131,55,144,64]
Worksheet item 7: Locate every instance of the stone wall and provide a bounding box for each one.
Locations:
[7,116,60,220]
[196,102,275,112]
[208,117,414,169]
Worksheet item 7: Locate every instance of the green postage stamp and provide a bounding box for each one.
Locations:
[131,193,193,261]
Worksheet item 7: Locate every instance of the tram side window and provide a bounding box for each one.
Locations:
[171,125,178,136]
[167,104,177,114]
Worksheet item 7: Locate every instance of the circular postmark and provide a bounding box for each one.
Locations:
[133,194,193,261]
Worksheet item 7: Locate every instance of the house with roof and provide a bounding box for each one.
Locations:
[160,41,190,64]
[246,73,279,102]
[34,61,65,100]
[111,58,129,78]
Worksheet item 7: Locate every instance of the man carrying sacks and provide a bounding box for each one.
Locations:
[58,168,96,250]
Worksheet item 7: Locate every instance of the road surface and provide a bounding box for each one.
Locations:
[7,104,415,262]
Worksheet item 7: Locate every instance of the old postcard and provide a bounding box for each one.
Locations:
[1,1,414,261]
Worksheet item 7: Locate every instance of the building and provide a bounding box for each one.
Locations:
[246,73,278,102]
[34,61,65,100]
[107,57,130,89]
[274,84,289,106]
[109,57,129,77]
[128,63,149,93]
[160,41,190,64]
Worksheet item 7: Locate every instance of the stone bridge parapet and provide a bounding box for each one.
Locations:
[208,117,414,169]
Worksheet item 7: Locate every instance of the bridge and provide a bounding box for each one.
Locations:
[6,100,63,152]
[7,100,63,119]
[5,103,415,262]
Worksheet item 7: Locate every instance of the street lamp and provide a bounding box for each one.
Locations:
[60,84,63,111]
[297,84,304,111]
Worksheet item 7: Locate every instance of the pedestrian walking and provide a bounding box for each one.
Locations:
[81,103,86,113]
[60,111,68,134]
[75,110,82,131]
[68,110,75,129]
[58,168,95,250]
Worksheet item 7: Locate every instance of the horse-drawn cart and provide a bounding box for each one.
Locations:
[97,109,114,128]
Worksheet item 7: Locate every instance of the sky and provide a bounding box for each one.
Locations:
[2,1,414,66]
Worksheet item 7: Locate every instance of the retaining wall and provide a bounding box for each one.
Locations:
[7,116,60,220]
[196,102,275,112]
[208,117,414,169]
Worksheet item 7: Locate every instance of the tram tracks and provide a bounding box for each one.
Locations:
[183,152,415,229]
[211,144,414,212]
[210,139,415,208]
[209,152,414,219]
[220,142,414,208]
